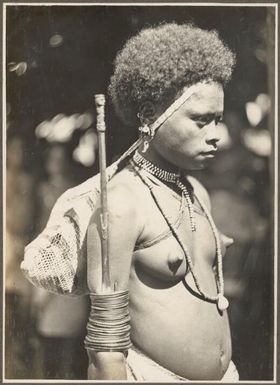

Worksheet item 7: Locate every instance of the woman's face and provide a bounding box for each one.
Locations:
[150,82,224,170]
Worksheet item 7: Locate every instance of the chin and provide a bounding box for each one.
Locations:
[181,162,206,171]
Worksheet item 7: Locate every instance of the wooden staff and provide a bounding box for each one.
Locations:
[95,94,111,292]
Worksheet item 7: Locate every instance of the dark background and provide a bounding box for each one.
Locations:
[5,5,275,381]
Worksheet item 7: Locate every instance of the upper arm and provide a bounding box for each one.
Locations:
[87,182,142,294]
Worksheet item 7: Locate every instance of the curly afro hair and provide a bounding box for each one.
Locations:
[109,23,236,127]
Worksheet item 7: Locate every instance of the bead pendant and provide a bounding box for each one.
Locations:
[217,293,229,311]
[142,140,150,153]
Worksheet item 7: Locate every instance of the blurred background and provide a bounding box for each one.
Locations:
[5,5,275,381]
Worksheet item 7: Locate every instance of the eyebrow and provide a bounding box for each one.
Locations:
[186,102,224,113]
[190,112,224,119]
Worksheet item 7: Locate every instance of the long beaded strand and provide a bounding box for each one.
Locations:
[175,179,196,232]
[195,193,225,301]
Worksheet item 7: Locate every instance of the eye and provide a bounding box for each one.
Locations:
[192,115,212,128]
[215,115,223,125]
[192,114,223,128]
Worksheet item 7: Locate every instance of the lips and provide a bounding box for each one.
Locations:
[200,150,217,158]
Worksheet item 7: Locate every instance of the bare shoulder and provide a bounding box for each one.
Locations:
[187,175,211,210]
[107,166,147,220]
[87,166,146,292]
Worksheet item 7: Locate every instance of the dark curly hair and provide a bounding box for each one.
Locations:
[109,23,236,127]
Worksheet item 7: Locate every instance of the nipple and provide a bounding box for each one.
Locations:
[167,253,184,274]
[220,233,234,249]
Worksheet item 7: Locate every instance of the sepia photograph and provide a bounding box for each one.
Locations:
[3,2,277,382]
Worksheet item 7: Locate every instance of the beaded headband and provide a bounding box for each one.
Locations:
[144,80,210,137]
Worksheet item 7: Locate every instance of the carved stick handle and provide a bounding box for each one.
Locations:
[95,94,111,292]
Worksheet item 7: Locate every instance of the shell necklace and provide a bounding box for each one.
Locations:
[132,151,229,312]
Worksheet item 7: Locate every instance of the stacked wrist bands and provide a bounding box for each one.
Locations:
[84,290,131,352]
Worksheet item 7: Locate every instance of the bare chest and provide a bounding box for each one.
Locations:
[133,186,219,283]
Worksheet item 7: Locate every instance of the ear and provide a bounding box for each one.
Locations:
[138,101,157,125]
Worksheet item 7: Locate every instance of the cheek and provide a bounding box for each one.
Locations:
[153,130,181,152]
[153,133,196,165]
[155,121,201,151]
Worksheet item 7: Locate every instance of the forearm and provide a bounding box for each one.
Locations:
[85,290,131,380]
[87,351,127,380]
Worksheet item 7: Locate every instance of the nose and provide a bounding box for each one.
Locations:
[205,121,221,147]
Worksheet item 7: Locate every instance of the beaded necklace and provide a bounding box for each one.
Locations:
[132,151,229,312]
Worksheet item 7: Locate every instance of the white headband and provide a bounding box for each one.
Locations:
[149,80,209,135]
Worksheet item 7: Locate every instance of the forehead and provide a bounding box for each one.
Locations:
[182,82,224,115]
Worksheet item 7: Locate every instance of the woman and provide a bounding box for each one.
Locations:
[22,23,237,381]
[85,23,237,381]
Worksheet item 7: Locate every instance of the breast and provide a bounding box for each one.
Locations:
[134,236,187,284]
[133,209,217,286]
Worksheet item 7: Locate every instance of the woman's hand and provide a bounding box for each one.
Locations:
[87,351,127,380]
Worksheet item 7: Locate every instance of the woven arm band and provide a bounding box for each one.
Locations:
[84,290,131,352]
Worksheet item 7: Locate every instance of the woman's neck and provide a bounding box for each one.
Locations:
[138,145,180,174]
